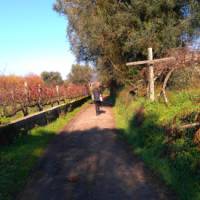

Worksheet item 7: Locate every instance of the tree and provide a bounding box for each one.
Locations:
[41,71,63,85]
[67,64,93,84]
[54,0,200,85]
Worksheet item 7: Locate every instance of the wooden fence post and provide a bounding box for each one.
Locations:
[56,85,60,105]
[148,48,155,101]
[23,81,29,116]
[37,84,43,111]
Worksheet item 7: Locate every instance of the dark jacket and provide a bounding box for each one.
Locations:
[92,88,101,101]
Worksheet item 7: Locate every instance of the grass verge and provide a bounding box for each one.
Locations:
[0,101,88,200]
[114,89,200,200]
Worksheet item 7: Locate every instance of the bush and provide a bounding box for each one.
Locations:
[168,65,200,90]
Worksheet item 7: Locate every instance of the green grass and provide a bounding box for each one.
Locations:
[0,101,88,200]
[114,89,200,200]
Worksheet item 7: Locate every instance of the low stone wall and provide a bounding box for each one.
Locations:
[0,96,90,145]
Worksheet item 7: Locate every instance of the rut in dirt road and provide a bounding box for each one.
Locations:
[19,102,176,200]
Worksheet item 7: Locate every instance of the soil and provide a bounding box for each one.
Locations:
[19,101,176,200]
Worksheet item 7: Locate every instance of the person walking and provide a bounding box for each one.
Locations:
[92,86,102,116]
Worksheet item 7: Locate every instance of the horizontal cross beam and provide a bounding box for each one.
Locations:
[126,57,175,66]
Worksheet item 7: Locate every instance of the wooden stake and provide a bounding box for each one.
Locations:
[126,48,175,102]
[126,57,175,66]
[148,48,155,101]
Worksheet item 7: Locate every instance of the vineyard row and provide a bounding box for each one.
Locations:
[0,75,89,119]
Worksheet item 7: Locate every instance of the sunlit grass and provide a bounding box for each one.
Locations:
[114,89,200,200]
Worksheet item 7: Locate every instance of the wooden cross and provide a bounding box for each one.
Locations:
[126,48,175,101]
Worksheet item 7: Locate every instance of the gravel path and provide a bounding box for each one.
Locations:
[19,102,175,200]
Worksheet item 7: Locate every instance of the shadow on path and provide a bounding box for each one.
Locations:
[19,126,175,200]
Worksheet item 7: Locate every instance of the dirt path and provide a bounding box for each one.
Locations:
[19,102,175,200]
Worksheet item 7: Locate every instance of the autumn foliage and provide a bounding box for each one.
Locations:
[0,75,88,118]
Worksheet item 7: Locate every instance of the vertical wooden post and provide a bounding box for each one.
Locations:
[56,85,59,96]
[148,48,155,101]
[24,81,28,96]
[37,84,43,111]
[23,81,29,116]
[56,85,60,104]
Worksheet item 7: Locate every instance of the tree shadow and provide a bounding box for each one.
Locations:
[102,86,123,107]
[0,129,56,200]
[125,109,200,200]
[18,127,175,200]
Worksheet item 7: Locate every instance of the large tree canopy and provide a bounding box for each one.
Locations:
[67,64,93,84]
[41,71,63,85]
[54,0,200,84]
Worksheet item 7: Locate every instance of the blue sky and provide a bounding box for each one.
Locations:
[0,0,75,79]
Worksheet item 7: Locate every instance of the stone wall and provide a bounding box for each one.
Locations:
[0,96,90,145]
